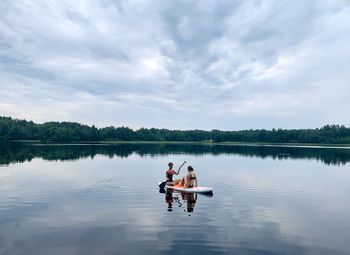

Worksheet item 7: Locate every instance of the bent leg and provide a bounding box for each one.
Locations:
[169,179,182,186]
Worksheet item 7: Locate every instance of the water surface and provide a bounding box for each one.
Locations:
[0,143,349,255]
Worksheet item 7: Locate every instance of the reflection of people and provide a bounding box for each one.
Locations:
[161,188,201,214]
[165,189,174,211]
[182,192,197,213]
[171,166,198,188]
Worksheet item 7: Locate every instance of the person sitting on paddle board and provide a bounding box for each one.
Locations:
[171,166,197,188]
[159,161,186,189]
[184,166,197,188]
[166,162,180,182]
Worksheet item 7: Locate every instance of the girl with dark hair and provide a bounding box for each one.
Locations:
[166,162,180,182]
[170,166,198,188]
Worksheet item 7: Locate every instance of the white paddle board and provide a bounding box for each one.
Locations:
[165,184,213,194]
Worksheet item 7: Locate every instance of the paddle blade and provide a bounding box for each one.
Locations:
[158,181,167,189]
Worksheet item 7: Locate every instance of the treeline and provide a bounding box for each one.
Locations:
[1,116,350,144]
[1,143,349,166]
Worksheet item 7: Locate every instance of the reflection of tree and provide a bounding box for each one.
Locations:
[1,142,350,166]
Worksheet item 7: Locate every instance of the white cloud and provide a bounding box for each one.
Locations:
[0,0,349,130]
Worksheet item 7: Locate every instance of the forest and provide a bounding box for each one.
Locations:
[1,116,350,144]
[1,142,349,166]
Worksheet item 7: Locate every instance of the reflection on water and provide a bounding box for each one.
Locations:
[160,188,212,214]
[0,143,350,254]
[1,142,350,166]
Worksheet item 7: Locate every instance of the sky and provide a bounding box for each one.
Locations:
[0,0,349,130]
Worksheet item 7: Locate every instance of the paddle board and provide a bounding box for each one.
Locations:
[165,184,213,194]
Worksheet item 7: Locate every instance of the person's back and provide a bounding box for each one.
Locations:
[185,166,197,188]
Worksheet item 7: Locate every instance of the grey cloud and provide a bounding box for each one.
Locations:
[160,1,238,53]
[0,0,349,129]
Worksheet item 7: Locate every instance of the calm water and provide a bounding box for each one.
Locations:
[0,143,350,255]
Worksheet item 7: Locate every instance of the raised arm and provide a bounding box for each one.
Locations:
[176,161,186,175]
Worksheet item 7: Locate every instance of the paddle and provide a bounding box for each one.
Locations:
[158,161,186,189]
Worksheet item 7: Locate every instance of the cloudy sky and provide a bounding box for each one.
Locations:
[0,0,349,130]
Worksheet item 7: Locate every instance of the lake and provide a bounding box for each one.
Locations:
[0,142,350,255]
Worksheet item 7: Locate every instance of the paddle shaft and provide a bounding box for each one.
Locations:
[176,161,187,174]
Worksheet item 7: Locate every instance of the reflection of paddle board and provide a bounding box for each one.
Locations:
[166,184,213,194]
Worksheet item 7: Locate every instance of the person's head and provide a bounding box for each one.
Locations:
[187,166,194,172]
[168,162,173,168]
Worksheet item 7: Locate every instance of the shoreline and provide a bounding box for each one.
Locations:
[1,140,350,149]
